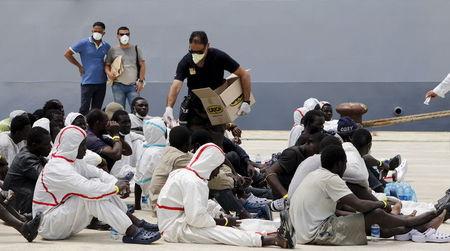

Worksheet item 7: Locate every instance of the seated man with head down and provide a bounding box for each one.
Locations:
[32,125,159,244]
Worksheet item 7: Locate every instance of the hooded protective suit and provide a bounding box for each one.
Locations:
[32,126,132,239]
[64,113,103,167]
[156,143,262,247]
[135,118,167,194]
[110,131,144,179]
[288,107,307,147]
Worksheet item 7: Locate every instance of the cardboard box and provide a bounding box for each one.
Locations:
[192,73,256,126]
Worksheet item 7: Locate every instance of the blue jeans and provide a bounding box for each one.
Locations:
[111,82,139,110]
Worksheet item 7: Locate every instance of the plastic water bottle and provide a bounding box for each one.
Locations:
[110,228,120,240]
[403,185,413,201]
[141,195,149,209]
[255,154,261,164]
[397,183,407,201]
[371,224,380,241]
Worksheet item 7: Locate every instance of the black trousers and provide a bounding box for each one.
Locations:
[79,84,106,115]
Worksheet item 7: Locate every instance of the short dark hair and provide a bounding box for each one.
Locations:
[117,26,130,34]
[86,109,107,128]
[189,31,208,45]
[191,129,212,146]
[43,99,63,112]
[93,21,105,29]
[351,128,372,150]
[321,103,332,108]
[10,114,31,134]
[27,127,50,147]
[321,145,347,171]
[303,110,324,127]
[169,126,192,150]
[319,136,342,152]
[111,110,130,122]
[131,97,147,112]
[33,109,45,120]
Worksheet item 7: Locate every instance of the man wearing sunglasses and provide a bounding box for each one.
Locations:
[105,27,146,110]
[163,31,252,147]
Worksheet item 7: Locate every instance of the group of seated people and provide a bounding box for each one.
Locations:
[0,97,449,247]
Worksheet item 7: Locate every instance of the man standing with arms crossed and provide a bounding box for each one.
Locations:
[163,31,252,147]
[64,22,111,115]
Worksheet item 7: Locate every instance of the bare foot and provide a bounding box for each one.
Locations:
[425,209,447,230]
[391,202,402,215]
[415,209,447,233]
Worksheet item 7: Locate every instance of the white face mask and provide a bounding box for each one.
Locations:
[92,32,103,41]
[192,52,206,64]
[120,35,129,45]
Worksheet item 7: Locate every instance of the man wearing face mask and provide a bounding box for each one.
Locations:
[105,26,146,110]
[64,22,111,115]
[163,31,252,147]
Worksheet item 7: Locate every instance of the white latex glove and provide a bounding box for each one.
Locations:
[237,102,251,116]
[163,106,175,128]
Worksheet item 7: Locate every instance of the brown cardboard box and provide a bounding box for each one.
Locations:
[192,73,256,126]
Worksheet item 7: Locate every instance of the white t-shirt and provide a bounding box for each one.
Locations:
[342,142,369,188]
[288,154,321,198]
[290,168,352,244]
[324,120,338,134]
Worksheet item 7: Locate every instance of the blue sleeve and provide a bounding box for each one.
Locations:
[86,135,108,154]
[71,39,85,53]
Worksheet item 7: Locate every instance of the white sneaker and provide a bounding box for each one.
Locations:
[394,229,422,241]
[246,193,271,205]
[270,198,288,212]
[412,228,450,243]
[395,160,408,182]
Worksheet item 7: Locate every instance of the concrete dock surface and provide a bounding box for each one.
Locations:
[1,131,449,251]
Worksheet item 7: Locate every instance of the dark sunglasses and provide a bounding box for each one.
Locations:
[118,33,130,36]
[189,49,205,54]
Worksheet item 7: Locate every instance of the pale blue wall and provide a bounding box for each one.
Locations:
[0,0,448,130]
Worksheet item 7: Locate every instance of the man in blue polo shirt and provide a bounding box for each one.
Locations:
[64,22,111,115]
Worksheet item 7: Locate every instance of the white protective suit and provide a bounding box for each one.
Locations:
[129,113,152,130]
[288,107,307,147]
[64,113,103,167]
[32,125,133,239]
[156,143,263,247]
[434,73,450,98]
[135,118,167,194]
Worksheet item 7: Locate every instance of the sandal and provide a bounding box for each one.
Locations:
[136,219,159,232]
[122,228,161,244]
